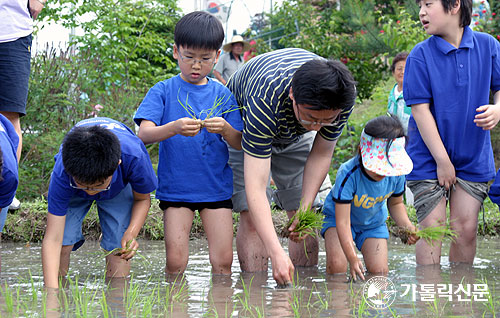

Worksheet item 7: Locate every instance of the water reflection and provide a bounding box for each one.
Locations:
[0,237,498,317]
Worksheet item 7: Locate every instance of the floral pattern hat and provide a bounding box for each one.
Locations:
[359,129,413,177]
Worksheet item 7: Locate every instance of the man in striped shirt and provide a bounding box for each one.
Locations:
[226,48,356,285]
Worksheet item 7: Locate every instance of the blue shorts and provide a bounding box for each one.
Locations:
[0,35,32,115]
[63,184,134,252]
[0,206,8,233]
[322,216,389,250]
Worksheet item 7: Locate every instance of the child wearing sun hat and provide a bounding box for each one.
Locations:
[321,115,419,281]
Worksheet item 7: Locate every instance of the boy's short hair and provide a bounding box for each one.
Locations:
[62,125,121,184]
[291,59,357,111]
[174,11,224,51]
[417,0,472,27]
[390,52,409,73]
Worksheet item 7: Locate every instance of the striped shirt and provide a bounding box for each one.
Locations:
[227,48,353,158]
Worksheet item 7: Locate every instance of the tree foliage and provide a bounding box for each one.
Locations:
[40,0,180,89]
[256,0,426,100]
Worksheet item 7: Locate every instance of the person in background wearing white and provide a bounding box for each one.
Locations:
[0,0,45,210]
[213,35,250,85]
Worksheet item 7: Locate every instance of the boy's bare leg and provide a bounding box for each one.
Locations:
[235,211,268,272]
[324,227,348,274]
[164,207,194,274]
[416,196,447,265]
[105,254,130,278]
[361,238,388,274]
[448,185,481,263]
[287,210,318,266]
[200,208,233,275]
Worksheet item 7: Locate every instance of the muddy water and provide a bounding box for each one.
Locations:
[0,237,499,317]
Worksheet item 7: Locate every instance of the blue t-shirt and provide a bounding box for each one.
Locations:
[0,114,18,208]
[322,156,405,230]
[488,169,500,204]
[403,26,500,182]
[134,75,243,202]
[48,117,158,216]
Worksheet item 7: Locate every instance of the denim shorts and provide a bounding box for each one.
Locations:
[63,184,134,252]
[0,34,32,115]
[0,206,8,233]
[322,216,389,250]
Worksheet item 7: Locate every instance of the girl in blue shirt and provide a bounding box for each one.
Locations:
[322,116,418,281]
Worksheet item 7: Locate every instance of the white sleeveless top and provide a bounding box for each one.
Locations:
[0,0,33,43]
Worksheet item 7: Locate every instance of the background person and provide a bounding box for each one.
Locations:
[0,0,45,210]
[213,35,250,85]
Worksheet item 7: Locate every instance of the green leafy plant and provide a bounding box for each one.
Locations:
[281,205,324,239]
[395,224,458,246]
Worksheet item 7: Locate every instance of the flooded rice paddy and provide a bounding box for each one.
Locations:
[0,237,498,317]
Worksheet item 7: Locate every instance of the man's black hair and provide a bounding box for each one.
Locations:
[390,52,409,73]
[62,125,121,184]
[417,0,472,27]
[174,11,224,51]
[364,115,406,167]
[291,59,357,111]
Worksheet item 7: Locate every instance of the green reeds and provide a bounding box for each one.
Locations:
[281,205,324,239]
[395,224,457,246]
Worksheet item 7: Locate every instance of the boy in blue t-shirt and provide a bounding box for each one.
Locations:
[403,0,500,265]
[41,117,158,288]
[134,12,243,275]
[0,114,19,237]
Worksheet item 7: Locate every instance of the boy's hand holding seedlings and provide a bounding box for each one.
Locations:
[174,117,202,137]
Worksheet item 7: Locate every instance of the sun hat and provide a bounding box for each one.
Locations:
[359,129,413,177]
[222,35,251,52]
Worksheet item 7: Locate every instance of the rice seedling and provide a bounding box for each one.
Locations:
[477,277,497,317]
[235,275,254,313]
[394,224,457,246]
[177,89,242,127]
[1,282,15,314]
[280,205,324,239]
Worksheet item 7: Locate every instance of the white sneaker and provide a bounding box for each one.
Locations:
[8,197,20,210]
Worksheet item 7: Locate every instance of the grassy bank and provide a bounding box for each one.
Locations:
[2,196,499,244]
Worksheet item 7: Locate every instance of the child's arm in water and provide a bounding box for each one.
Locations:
[387,195,419,245]
[204,117,242,150]
[335,202,365,281]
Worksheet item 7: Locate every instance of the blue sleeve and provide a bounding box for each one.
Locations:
[221,91,243,132]
[0,170,17,208]
[392,176,405,197]
[47,157,75,216]
[134,82,167,127]
[488,169,500,205]
[331,164,356,203]
[490,36,500,92]
[403,48,432,106]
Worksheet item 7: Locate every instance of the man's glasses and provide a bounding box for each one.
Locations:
[69,177,111,192]
[178,51,216,66]
[296,105,338,127]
